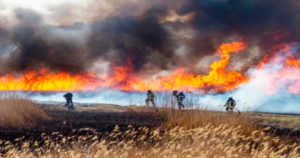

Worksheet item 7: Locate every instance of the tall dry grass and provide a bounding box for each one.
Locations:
[0,96,50,128]
[3,123,300,157]
[128,106,257,132]
[162,109,259,134]
[1,106,300,157]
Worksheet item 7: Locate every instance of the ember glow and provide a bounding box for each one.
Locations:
[0,42,248,92]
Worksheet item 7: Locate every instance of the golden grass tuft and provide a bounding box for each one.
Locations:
[0,96,51,128]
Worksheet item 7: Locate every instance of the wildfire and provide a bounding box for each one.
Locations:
[0,41,249,92]
[121,42,248,92]
[283,57,300,94]
[253,44,300,94]
[286,57,300,68]
[0,69,100,91]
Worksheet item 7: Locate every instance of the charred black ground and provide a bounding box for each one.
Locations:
[0,105,165,140]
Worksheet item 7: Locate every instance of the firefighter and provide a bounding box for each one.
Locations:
[145,90,156,107]
[224,97,236,112]
[175,91,185,110]
[63,92,74,110]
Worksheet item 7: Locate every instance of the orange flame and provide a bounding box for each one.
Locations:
[286,57,300,68]
[0,42,248,92]
[0,69,100,91]
[119,41,248,92]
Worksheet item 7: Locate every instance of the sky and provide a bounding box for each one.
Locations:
[0,0,114,26]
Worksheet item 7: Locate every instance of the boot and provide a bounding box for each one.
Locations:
[68,104,75,110]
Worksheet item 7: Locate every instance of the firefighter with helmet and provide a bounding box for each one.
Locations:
[63,92,74,110]
[173,91,185,110]
[224,96,236,112]
[145,90,156,107]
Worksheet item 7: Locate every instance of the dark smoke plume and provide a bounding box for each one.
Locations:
[0,0,299,76]
[177,0,300,70]
[88,7,175,72]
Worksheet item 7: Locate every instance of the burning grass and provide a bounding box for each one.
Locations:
[0,96,50,128]
[1,105,300,157]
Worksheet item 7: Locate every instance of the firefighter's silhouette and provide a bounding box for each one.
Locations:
[173,91,185,110]
[145,90,156,107]
[224,97,236,112]
[63,92,74,110]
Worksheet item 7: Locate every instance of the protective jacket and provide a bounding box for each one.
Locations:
[147,93,155,100]
[225,98,236,108]
[176,94,185,102]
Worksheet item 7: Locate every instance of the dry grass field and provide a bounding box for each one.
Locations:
[0,96,50,128]
[0,99,300,157]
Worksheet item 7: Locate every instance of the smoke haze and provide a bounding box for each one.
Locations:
[0,0,299,113]
[0,0,298,74]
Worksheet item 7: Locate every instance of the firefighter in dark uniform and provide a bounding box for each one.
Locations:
[145,90,156,107]
[224,97,236,112]
[174,91,185,110]
[63,92,74,110]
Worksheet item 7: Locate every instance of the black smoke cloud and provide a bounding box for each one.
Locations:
[0,0,299,75]
[0,28,10,54]
[1,9,93,73]
[88,7,175,71]
[177,0,300,70]
[1,7,175,74]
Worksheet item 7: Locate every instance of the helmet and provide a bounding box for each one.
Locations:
[179,91,184,95]
[147,90,152,93]
[229,96,233,99]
